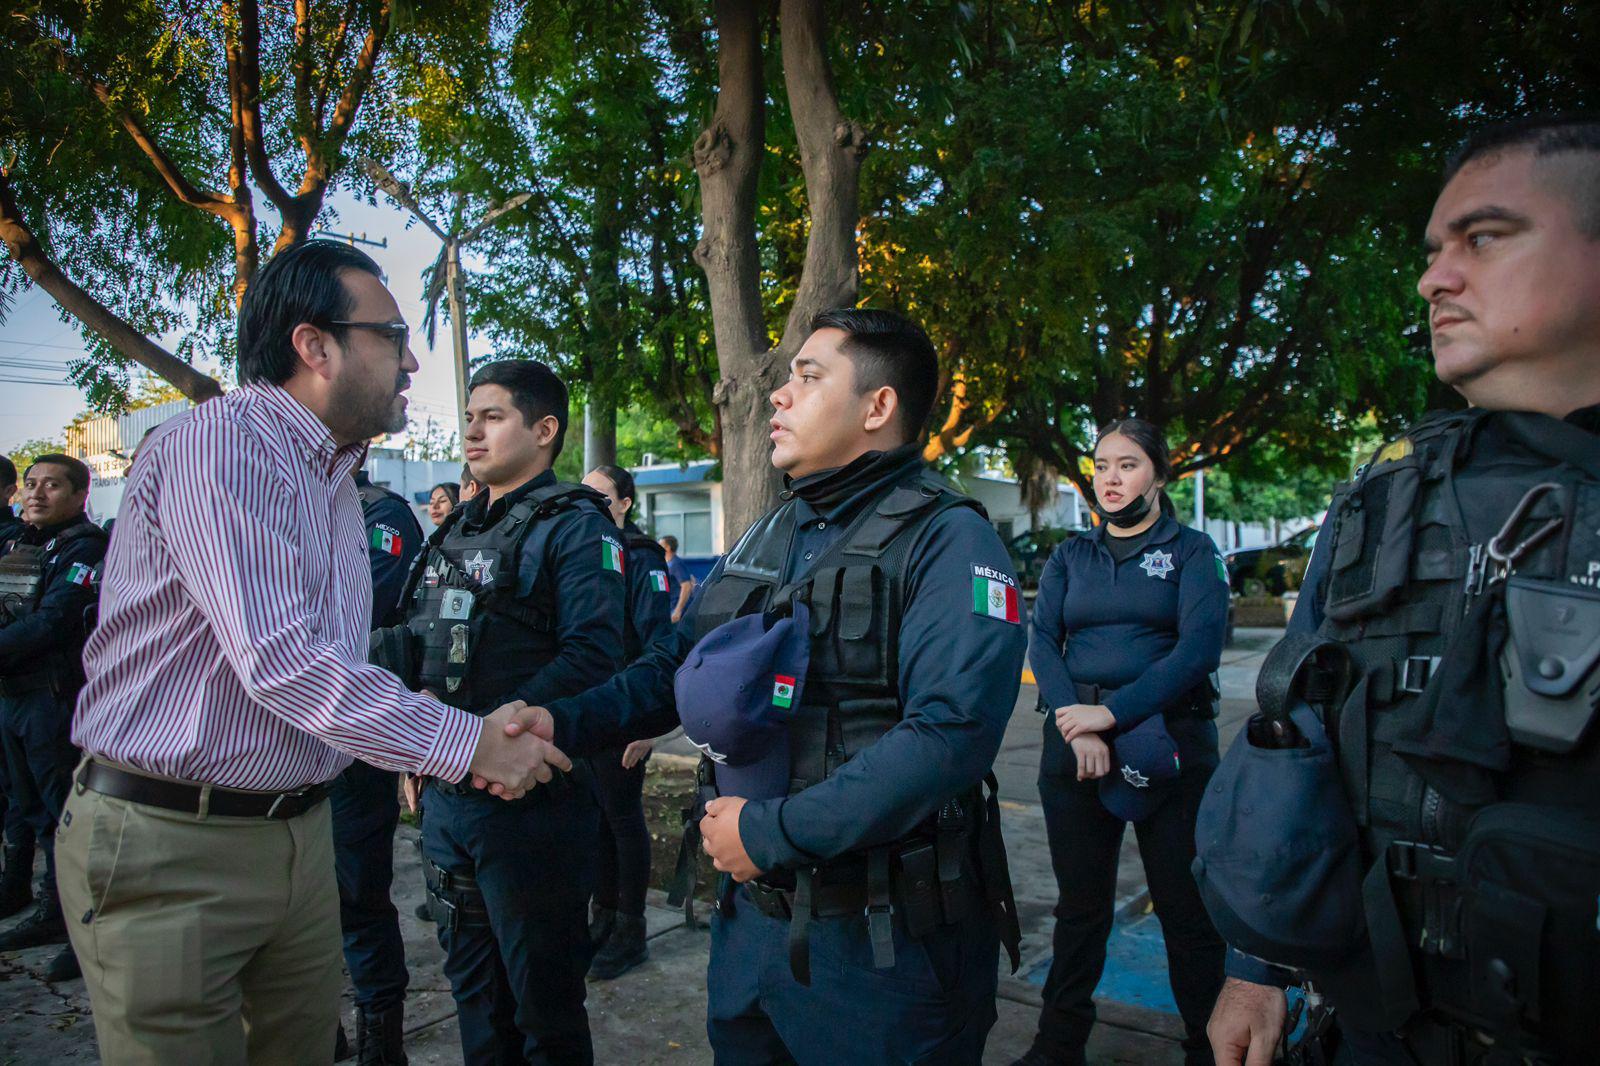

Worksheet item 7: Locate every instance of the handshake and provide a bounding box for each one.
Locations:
[464,700,568,801]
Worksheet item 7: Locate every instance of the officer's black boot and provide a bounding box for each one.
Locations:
[413,899,433,922]
[43,943,80,982]
[0,877,67,951]
[588,913,647,980]
[0,843,35,920]
[589,904,617,949]
[356,1004,408,1066]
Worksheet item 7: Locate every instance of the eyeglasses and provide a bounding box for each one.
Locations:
[328,320,412,358]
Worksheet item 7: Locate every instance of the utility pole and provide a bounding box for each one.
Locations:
[362,159,529,445]
[1193,466,1206,534]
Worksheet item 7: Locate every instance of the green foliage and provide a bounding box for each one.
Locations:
[4,437,67,478]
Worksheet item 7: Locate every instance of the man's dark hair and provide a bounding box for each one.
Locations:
[1444,113,1600,237]
[0,454,15,490]
[660,534,679,552]
[809,308,939,441]
[467,360,570,460]
[458,463,484,491]
[237,239,386,386]
[26,453,92,494]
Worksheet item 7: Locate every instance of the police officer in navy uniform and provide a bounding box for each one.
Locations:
[0,454,109,982]
[1205,115,1600,1066]
[1019,419,1228,1066]
[578,463,674,981]
[496,308,1028,1064]
[0,453,27,916]
[331,464,425,1064]
[385,360,625,1065]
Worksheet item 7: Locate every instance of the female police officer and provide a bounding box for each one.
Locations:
[579,463,674,980]
[1017,419,1229,1066]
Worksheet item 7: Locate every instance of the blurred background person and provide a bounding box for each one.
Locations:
[579,464,675,981]
[427,482,459,528]
[658,534,695,624]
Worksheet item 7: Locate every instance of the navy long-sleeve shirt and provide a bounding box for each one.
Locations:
[1029,513,1229,731]
[357,473,424,630]
[0,514,107,676]
[621,521,674,662]
[543,466,1027,872]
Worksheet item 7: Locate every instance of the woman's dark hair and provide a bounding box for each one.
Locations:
[591,464,636,504]
[1094,418,1176,515]
[430,482,460,506]
[237,239,386,386]
[809,307,939,441]
[467,359,569,460]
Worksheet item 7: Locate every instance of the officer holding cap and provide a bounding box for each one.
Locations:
[1018,418,1229,1066]
[1201,115,1600,1066]
[501,308,1028,1063]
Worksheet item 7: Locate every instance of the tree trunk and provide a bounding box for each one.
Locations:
[0,170,222,404]
[694,0,776,544]
[584,401,617,470]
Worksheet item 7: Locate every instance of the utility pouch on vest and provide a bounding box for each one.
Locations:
[368,624,418,687]
[1442,803,1600,1058]
[1325,453,1423,622]
[1499,576,1600,753]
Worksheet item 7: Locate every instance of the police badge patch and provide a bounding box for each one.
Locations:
[1139,550,1175,580]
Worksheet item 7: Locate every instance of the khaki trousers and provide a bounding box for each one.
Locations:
[55,768,342,1065]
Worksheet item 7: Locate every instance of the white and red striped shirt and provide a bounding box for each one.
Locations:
[73,382,481,791]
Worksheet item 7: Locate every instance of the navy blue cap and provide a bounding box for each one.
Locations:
[674,602,811,801]
[1098,714,1183,822]
[1191,699,1368,974]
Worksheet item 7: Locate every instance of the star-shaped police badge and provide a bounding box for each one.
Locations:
[463,550,495,584]
[1121,764,1150,788]
[1139,549,1174,580]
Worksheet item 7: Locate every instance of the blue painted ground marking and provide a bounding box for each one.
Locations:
[1025,897,1180,1016]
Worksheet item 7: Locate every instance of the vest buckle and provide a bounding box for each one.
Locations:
[1399,655,1441,694]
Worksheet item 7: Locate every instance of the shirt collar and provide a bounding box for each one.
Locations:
[251,382,368,478]
[462,469,556,531]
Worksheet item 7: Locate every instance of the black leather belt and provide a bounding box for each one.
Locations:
[78,760,332,820]
[743,877,868,921]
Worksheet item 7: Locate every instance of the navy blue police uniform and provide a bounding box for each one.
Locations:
[330,470,425,1056]
[539,445,1028,1065]
[0,505,28,910]
[1195,407,1600,1065]
[0,512,108,943]
[398,469,625,1065]
[585,520,674,971]
[1027,511,1229,1065]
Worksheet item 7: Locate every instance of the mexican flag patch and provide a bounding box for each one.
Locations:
[601,538,625,573]
[772,675,796,709]
[64,562,95,589]
[370,526,403,557]
[649,569,669,592]
[1214,554,1229,583]
[971,565,1020,623]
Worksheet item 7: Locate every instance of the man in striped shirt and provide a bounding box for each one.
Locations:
[55,240,569,1065]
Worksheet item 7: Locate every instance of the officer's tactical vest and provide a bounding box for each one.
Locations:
[1315,409,1600,1057]
[0,520,106,623]
[691,468,978,797]
[402,482,609,714]
[355,480,395,511]
[622,526,669,660]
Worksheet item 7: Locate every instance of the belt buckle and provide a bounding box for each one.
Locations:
[266,788,308,819]
[1399,655,1441,694]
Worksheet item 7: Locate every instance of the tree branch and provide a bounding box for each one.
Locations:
[0,168,222,403]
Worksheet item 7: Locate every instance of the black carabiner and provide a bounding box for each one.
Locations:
[1486,481,1565,576]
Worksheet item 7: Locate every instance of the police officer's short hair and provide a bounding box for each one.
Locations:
[660,535,679,552]
[458,463,484,492]
[0,454,15,490]
[810,308,939,442]
[467,360,570,460]
[25,453,91,494]
[1444,113,1600,237]
[237,239,386,386]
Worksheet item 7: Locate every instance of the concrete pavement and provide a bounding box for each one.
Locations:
[0,630,1279,1063]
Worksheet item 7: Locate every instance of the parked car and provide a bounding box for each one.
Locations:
[1225,525,1319,595]
[1006,526,1085,592]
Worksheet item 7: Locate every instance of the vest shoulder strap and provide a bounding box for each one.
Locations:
[52,520,109,549]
